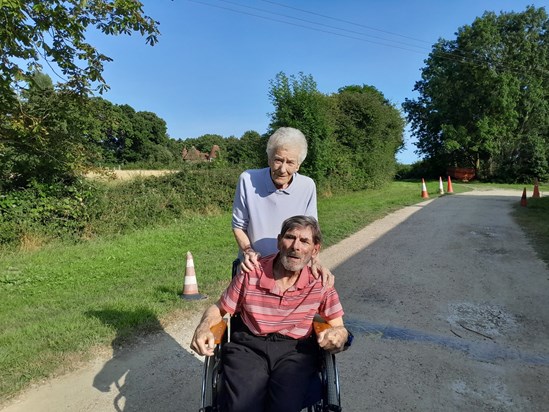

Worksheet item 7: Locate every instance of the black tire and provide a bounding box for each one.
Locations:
[201,345,223,411]
[323,352,341,410]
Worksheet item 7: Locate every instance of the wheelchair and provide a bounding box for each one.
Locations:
[199,314,342,412]
[199,259,342,412]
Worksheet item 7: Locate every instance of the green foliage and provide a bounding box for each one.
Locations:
[0,180,98,245]
[331,85,404,189]
[0,166,242,248]
[91,167,240,236]
[268,72,405,191]
[0,0,159,102]
[90,100,172,164]
[403,6,549,182]
[1,1,160,189]
[1,72,102,189]
[0,74,180,189]
[225,131,268,168]
[268,72,336,188]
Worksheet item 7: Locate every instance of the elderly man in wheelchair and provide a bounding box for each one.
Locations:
[191,215,352,412]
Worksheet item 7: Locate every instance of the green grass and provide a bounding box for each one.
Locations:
[512,196,549,265]
[0,180,545,402]
[0,215,236,399]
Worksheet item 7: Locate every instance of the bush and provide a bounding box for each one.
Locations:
[90,166,240,236]
[0,165,242,248]
[0,180,99,245]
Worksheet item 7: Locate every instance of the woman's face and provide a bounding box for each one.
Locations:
[268,146,300,189]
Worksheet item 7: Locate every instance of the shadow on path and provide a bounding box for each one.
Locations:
[87,308,202,412]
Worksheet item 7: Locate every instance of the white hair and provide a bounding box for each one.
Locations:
[266,127,308,164]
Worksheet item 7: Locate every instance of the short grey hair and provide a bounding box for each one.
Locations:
[280,215,322,245]
[266,127,308,164]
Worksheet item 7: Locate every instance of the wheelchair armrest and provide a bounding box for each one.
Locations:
[210,319,228,345]
[313,317,332,336]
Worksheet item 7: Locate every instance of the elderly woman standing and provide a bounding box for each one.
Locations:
[232,127,331,283]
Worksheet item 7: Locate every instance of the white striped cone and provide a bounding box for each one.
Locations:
[421,178,429,198]
[438,176,444,194]
[181,251,206,300]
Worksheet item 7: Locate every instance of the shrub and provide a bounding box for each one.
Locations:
[0,166,242,248]
[0,180,99,246]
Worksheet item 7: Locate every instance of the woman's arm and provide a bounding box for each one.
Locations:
[233,228,261,272]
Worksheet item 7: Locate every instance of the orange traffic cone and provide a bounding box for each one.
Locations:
[180,251,206,300]
[447,176,454,194]
[520,188,527,207]
[438,176,444,195]
[421,178,429,198]
[532,178,540,198]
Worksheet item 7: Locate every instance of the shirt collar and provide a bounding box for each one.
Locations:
[263,167,297,195]
[258,254,313,294]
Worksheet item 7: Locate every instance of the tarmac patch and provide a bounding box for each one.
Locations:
[447,302,518,338]
[451,378,515,409]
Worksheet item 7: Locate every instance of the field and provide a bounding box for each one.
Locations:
[85,169,177,181]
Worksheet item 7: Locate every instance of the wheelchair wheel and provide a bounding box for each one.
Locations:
[322,352,341,410]
[302,351,341,412]
[200,345,223,412]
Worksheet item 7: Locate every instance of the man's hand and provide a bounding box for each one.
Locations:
[240,247,261,273]
[317,326,348,354]
[311,259,335,289]
[190,324,217,357]
[190,304,224,356]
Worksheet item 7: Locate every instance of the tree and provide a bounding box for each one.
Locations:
[225,131,266,167]
[332,85,405,188]
[268,72,405,191]
[0,72,104,189]
[268,72,336,186]
[0,0,159,104]
[1,1,161,188]
[403,6,549,181]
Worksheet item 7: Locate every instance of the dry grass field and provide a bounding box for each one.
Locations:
[85,169,177,181]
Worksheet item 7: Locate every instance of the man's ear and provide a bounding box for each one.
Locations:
[312,243,321,257]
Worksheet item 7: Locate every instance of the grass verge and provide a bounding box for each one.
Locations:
[512,196,549,265]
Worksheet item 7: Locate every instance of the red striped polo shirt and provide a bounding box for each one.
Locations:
[218,254,344,339]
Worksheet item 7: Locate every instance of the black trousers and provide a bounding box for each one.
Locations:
[220,322,319,412]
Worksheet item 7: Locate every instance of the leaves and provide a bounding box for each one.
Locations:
[268,72,404,190]
[0,0,160,101]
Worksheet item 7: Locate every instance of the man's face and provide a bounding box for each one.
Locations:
[278,225,320,272]
[268,146,300,189]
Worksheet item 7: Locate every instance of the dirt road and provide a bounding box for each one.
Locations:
[2,189,548,411]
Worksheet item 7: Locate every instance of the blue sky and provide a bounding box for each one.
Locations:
[79,0,546,164]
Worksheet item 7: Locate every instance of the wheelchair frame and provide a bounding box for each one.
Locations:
[199,317,342,412]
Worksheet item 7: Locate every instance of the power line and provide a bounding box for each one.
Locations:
[259,0,433,46]
[218,0,430,52]
[185,0,430,56]
[185,0,539,76]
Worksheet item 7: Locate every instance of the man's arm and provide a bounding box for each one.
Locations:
[316,317,349,354]
[233,227,261,273]
[190,303,227,357]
